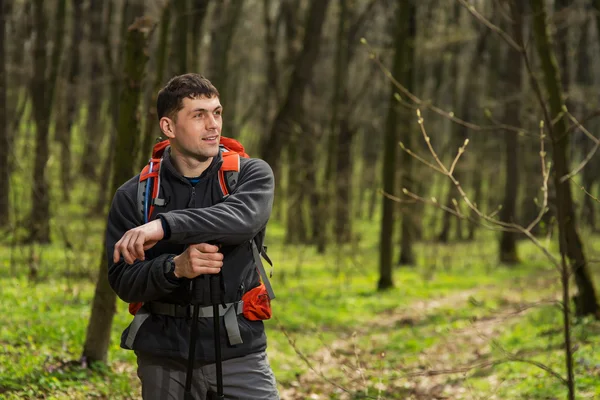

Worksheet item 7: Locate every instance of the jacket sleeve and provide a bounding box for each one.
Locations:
[158,158,274,246]
[106,189,183,303]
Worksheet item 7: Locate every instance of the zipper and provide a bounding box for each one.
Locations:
[188,186,196,208]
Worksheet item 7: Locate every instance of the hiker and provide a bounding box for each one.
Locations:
[107,73,279,400]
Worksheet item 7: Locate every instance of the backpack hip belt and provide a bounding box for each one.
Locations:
[124,301,244,349]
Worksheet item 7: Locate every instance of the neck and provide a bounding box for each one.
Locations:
[169,148,213,178]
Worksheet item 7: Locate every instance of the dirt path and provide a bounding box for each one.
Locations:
[278,286,552,400]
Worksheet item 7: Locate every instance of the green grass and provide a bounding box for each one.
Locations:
[1,216,599,399]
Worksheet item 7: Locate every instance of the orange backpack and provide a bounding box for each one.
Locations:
[128,137,274,316]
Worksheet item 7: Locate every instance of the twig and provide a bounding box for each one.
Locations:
[457,0,523,51]
[400,110,561,272]
[560,110,600,182]
[526,121,550,232]
[275,318,379,399]
[399,141,445,174]
[577,184,600,204]
[362,40,524,135]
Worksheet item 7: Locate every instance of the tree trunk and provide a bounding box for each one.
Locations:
[207,0,244,135]
[331,0,351,246]
[94,0,144,215]
[580,3,600,231]
[530,0,599,318]
[437,9,465,243]
[190,0,210,72]
[398,0,417,266]
[81,0,105,180]
[335,116,354,245]
[379,0,410,290]
[27,0,66,243]
[499,0,524,264]
[82,17,154,364]
[139,3,171,170]
[56,0,84,202]
[467,161,482,241]
[174,0,188,74]
[261,0,280,130]
[284,131,308,244]
[0,0,8,227]
[259,0,331,178]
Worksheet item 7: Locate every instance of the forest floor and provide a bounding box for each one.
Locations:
[1,225,600,399]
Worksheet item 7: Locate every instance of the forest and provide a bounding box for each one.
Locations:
[0,0,599,399]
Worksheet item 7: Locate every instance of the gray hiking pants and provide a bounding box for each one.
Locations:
[135,350,279,400]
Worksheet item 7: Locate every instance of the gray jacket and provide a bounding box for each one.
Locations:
[106,148,275,362]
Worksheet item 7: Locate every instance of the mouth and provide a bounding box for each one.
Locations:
[202,135,219,144]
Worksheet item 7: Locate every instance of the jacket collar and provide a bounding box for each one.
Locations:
[161,146,223,185]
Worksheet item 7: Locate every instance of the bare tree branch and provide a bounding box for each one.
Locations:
[399,110,560,272]
[363,40,525,135]
[457,0,523,51]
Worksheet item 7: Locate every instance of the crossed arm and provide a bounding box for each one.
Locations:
[107,159,274,302]
[112,158,274,265]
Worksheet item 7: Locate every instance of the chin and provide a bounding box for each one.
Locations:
[201,148,220,159]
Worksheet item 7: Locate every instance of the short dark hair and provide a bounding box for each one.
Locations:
[156,74,220,121]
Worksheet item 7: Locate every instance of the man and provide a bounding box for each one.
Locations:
[107,73,279,399]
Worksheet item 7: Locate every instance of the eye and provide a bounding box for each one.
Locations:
[215,110,222,116]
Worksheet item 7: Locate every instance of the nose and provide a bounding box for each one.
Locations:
[206,113,218,129]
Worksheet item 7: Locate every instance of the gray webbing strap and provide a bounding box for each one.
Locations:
[224,303,243,345]
[251,240,276,300]
[144,301,244,346]
[147,301,243,318]
[125,306,150,349]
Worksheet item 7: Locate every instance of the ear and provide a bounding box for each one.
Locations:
[160,117,175,139]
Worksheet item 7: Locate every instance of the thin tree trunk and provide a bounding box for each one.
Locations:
[0,0,8,227]
[94,0,144,214]
[467,162,482,241]
[56,0,84,202]
[398,0,417,266]
[81,0,105,180]
[207,0,244,135]
[82,17,154,364]
[530,0,599,319]
[259,0,331,178]
[579,5,599,231]
[139,3,171,170]
[284,132,308,244]
[335,117,354,244]
[499,0,523,264]
[27,0,67,243]
[174,0,188,74]
[261,0,280,130]
[437,9,464,243]
[332,0,351,246]
[379,0,410,290]
[190,0,209,71]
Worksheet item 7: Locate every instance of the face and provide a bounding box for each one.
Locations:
[161,96,223,161]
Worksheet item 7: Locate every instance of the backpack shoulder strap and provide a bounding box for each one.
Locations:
[218,151,241,197]
[137,157,164,224]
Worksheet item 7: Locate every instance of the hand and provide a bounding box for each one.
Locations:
[113,219,164,264]
[172,244,223,279]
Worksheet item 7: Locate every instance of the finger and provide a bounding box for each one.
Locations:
[194,259,223,269]
[193,243,220,253]
[134,233,145,261]
[193,266,222,276]
[195,252,224,261]
[124,233,138,264]
[113,239,123,263]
